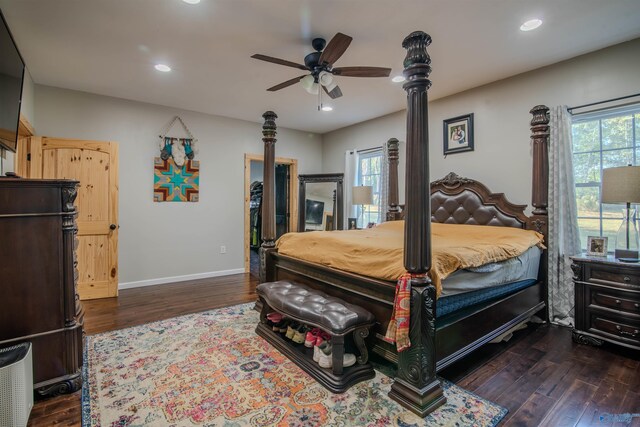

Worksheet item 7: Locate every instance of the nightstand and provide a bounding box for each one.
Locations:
[571,254,640,350]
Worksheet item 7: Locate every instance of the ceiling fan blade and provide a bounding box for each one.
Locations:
[318,33,352,66]
[267,75,307,92]
[323,85,343,99]
[332,66,392,77]
[251,54,307,71]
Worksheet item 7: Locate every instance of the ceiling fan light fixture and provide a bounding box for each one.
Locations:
[520,19,542,31]
[318,71,333,86]
[392,75,405,83]
[182,0,201,4]
[321,105,333,112]
[301,74,315,92]
[308,83,319,95]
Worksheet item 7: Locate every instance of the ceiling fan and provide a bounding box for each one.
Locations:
[251,33,392,101]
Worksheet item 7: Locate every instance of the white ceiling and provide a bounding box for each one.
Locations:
[2,0,640,134]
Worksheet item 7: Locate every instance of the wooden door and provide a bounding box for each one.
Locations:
[26,137,119,300]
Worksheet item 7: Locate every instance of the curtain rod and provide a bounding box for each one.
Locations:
[357,146,382,154]
[568,92,640,113]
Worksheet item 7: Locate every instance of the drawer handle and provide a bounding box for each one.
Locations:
[616,325,639,338]
[635,303,640,309]
[623,276,631,283]
[615,299,621,305]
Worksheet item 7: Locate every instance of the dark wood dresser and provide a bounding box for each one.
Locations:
[571,254,640,351]
[0,178,84,397]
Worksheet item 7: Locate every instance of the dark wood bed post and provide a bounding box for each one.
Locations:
[388,31,446,417]
[386,138,401,221]
[528,105,550,319]
[259,111,278,283]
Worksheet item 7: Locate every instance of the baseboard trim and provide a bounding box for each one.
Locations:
[119,268,246,290]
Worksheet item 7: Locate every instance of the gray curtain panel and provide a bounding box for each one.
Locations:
[548,106,582,326]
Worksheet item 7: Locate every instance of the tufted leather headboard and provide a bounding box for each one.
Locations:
[389,172,530,230]
[430,172,528,229]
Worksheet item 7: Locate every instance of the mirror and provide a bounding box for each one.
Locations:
[298,173,344,231]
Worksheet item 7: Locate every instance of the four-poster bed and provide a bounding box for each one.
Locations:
[258,31,550,417]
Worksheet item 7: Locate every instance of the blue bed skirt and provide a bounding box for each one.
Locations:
[436,278,538,317]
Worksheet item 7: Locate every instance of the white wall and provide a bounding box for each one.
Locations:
[34,85,323,286]
[323,38,640,210]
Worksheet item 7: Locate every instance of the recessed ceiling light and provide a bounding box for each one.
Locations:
[154,64,171,72]
[182,0,201,4]
[520,19,542,32]
[321,106,333,112]
[392,75,405,83]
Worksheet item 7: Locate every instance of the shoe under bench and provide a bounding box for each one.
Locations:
[255,281,376,393]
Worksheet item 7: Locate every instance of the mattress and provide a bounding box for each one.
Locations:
[441,245,542,296]
[436,246,542,317]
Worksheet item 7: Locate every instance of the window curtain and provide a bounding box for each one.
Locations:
[548,106,582,326]
[379,143,390,223]
[344,149,359,229]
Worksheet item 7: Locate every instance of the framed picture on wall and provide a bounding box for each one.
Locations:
[443,113,474,155]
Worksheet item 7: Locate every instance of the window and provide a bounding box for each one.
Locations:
[357,149,383,227]
[572,104,640,250]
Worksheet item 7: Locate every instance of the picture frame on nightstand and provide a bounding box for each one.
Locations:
[586,236,608,257]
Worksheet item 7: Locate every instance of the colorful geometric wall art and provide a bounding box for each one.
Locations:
[153,157,200,202]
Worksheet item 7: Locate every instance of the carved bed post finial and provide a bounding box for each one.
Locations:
[260,111,277,282]
[389,31,446,418]
[386,138,400,220]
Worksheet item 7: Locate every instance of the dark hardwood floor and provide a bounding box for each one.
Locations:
[28,273,639,426]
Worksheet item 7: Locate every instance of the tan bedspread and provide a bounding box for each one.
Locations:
[276,220,544,296]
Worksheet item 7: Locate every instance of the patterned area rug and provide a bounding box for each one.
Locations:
[83,303,507,426]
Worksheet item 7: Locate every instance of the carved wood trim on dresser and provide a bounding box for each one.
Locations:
[571,254,640,351]
[0,178,84,397]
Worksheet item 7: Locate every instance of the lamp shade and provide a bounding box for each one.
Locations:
[352,185,373,205]
[318,71,333,86]
[601,166,640,204]
[300,75,320,95]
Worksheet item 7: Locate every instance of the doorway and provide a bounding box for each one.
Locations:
[244,154,298,276]
[17,136,119,300]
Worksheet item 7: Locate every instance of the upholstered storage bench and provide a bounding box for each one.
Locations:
[256,281,376,393]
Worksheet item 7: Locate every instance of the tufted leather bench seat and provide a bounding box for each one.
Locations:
[255,280,376,392]
[257,281,375,334]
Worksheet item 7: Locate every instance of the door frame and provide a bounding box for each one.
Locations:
[244,153,298,273]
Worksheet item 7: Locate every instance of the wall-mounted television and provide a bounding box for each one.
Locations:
[305,199,325,225]
[0,8,25,153]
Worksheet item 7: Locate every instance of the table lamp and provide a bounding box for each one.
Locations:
[601,165,640,261]
[352,185,373,228]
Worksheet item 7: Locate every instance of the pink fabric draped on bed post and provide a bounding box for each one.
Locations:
[259,111,278,283]
[387,31,447,417]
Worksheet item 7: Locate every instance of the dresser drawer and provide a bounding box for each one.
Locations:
[589,315,640,345]
[590,288,640,317]
[585,265,640,287]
